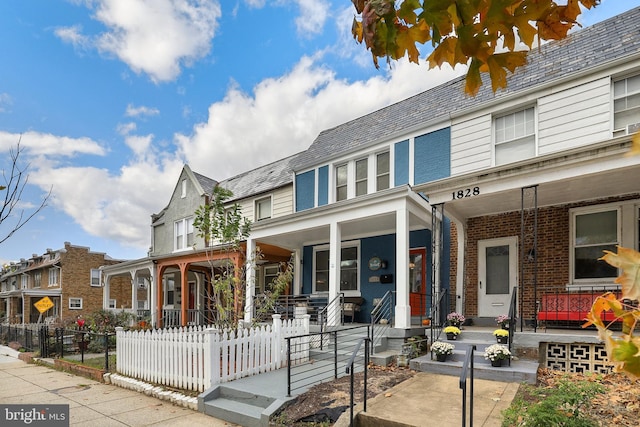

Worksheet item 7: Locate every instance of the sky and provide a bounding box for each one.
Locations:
[0,0,638,265]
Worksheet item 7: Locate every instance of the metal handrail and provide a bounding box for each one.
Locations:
[369,291,393,354]
[318,292,345,331]
[430,288,449,349]
[459,344,476,427]
[346,337,370,427]
[507,286,518,365]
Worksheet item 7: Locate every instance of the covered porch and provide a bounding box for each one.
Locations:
[244,186,440,330]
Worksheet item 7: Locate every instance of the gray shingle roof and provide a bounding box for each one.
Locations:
[192,171,217,195]
[291,6,640,172]
[218,153,300,202]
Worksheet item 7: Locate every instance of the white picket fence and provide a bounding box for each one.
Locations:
[115,314,310,392]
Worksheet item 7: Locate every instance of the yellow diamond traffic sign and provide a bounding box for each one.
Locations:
[34,296,54,313]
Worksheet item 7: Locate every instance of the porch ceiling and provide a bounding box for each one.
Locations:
[251,187,432,251]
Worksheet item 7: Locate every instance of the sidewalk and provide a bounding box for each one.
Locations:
[0,348,236,426]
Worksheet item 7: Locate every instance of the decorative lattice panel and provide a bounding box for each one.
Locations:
[544,343,612,374]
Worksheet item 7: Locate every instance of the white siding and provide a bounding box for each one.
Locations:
[538,77,611,155]
[451,114,492,175]
[272,185,293,218]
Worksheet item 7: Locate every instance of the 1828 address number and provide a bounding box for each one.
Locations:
[452,187,480,200]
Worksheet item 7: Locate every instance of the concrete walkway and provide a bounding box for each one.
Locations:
[0,349,236,426]
[335,371,519,427]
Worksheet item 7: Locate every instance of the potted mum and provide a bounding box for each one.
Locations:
[484,344,511,367]
[447,312,465,327]
[431,341,455,362]
[493,328,509,344]
[444,326,461,340]
[495,314,510,329]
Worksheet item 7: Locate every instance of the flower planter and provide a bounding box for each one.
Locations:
[496,336,508,344]
[491,359,503,367]
[436,353,447,362]
[446,333,457,340]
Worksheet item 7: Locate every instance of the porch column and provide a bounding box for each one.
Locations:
[130,270,138,314]
[180,262,189,326]
[395,205,411,329]
[293,249,301,296]
[149,266,157,326]
[328,221,341,327]
[453,217,466,314]
[244,237,257,324]
[156,264,163,328]
[102,273,111,310]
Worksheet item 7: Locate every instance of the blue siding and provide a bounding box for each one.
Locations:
[317,166,328,206]
[295,170,315,211]
[414,128,451,185]
[300,229,449,323]
[394,140,409,186]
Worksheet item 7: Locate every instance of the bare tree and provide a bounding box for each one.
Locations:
[0,141,52,245]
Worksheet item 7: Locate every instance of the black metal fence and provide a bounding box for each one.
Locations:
[1,324,116,371]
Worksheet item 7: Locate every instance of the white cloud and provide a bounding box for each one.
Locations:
[294,0,330,36]
[0,93,12,113]
[117,122,137,135]
[58,0,222,83]
[125,104,160,117]
[243,0,329,36]
[54,25,91,51]
[0,131,106,157]
[176,54,466,181]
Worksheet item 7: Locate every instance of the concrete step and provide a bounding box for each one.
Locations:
[201,384,278,427]
[410,354,539,384]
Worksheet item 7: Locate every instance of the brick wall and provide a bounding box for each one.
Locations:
[451,194,639,322]
[58,243,131,322]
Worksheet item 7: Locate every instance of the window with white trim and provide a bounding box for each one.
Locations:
[21,275,28,289]
[572,207,619,281]
[33,272,41,288]
[108,299,117,309]
[255,196,272,221]
[336,164,348,201]
[494,107,535,165]
[174,217,194,250]
[355,158,368,196]
[181,179,187,198]
[69,298,83,309]
[376,151,390,191]
[90,269,101,287]
[49,268,58,286]
[313,243,360,293]
[137,300,149,310]
[613,74,640,136]
[262,264,280,293]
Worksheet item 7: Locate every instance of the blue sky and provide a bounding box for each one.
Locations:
[0,0,638,265]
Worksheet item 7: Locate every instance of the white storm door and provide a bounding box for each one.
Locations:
[478,237,517,318]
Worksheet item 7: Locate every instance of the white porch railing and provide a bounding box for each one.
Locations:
[115,314,310,392]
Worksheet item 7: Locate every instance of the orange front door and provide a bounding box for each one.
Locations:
[409,248,427,316]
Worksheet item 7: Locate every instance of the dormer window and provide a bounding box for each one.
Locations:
[376,151,390,191]
[494,107,536,165]
[255,196,272,221]
[355,158,368,196]
[613,74,640,136]
[336,164,348,201]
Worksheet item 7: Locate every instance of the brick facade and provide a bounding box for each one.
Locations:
[451,194,639,323]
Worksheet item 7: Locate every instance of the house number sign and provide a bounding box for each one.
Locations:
[452,186,480,200]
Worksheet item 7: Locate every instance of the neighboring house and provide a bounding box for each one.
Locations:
[0,242,130,324]
[102,158,298,328]
[242,7,640,329]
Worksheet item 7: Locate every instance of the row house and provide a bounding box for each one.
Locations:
[0,242,130,324]
[242,7,640,329]
[101,157,298,327]
[104,7,640,332]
